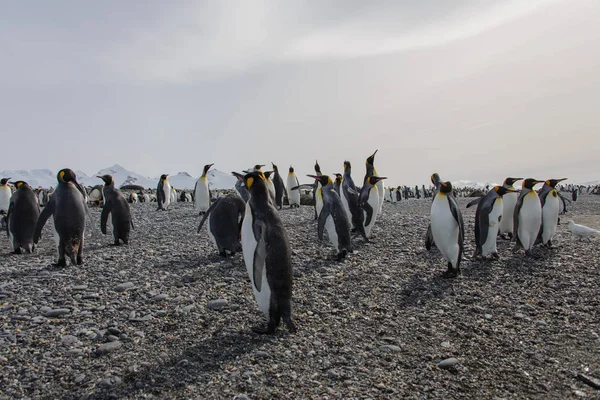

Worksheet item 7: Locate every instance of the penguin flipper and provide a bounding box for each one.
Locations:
[363,202,374,227]
[197,198,220,233]
[100,201,113,235]
[252,222,267,292]
[513,192,525,239]
[5,202,13,238]
[425,223,434,250]
[317,206,330,241]
[466,198,481,208]
[33,198,55,243]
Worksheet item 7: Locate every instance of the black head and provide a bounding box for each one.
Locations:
[232,171,244,181]
[244,171,268,192]
[545,178,567,188]
[522,178,543,189]
[367,175,386,185]
[271,162,278,171]
[314,160,321,173]
[334,173,343,183]
[307,174,332,186]
[439,181,453,194]
[263,171,273,179]
[203,164,214,175]
[97,174,114,186]
[366,150,378,166]
[253,164,264,172]
[430,173,440,185]
[0,178,11,185]
[343,161,351,171]
[10,181,27,190]
[503,177,523,186]
[289,166,294,173]
[57,169,78,184]
[160,174,169,181]
[494,186,517,196]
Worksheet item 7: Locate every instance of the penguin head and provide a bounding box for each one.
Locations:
[522,178,543,189]
[334,173,343,184]
[160,174,169,181]
[263,171,274,180]
[307,174,332,186]
[314,160,321,174]
[430,173,440,185]
[366,150,378,166]
[494,186,517,196]
[288,166,295,173]
[343,161,351,171]
[503,177,523,186]
[366,175,387,186]
[439,181,453,194]
[97,174,114,186]
[57,169,78,184]
[545,178,568,188]
[271,162,278,171]
[0,178,10,186]
[10,181,26,190]
[232,171,245,181]
[202,164,214,176]
[253,165,264,172]
[243,171,268,192]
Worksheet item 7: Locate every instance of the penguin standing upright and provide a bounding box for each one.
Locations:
[34,169,87,266]
[430,181,464,277]
[425,173,442,251]
[470,186,516,259]
[233,172,250,202]
[572,189,578,202]
[333,173,343,196]
[156,174,171,211]
[308,174,352,260]
[313,160,323,219]
[263,171,277,206]
[194,164,213,215]
[498,177,522,239]
[359,175,386,238]
[271,162,286,210]
[240,171,296,334]
[513,179,544,257]
[341,161,367,240]
[198,194,246,257]
[365,151,384,213]
[286,167,301,208]
[537,178,568,247]
[170,187,177,204]
[0,178,12,215]
[6,181,40,254]
[98,175,133,245]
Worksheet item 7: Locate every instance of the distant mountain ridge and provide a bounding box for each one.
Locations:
[0,164,237,190]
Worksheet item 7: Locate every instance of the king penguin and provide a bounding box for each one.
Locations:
[359,175,387,238]
[313,160,323,219]
[241,171,296,334]
[430,181,464,277]
[263,171,277,206]
[333,173,343,196]
[98,174,134,245]
[425,173,442,251]
[513,179,544,257]
[198,194,246,257]
[499,177,523,239]
[271,162,286,210]
[194,164,213,215]
[341,161,367,240]
[286,167,301,208]
[6,181,40,254]
[537,178,568,247]
[156,174,171,211]
[233,172,250,202]
[470,186,516,259]
[308,174,352,261]
[365,150,384,213]
[0,178,12,215]
[34,169,87,266]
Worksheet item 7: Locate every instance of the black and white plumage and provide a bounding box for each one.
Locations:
[98,175,134,246]
[430,181,464,277]
[156,174,171,211]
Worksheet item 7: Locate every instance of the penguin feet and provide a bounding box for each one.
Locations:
[218,250,227,258]
[491,252,500,260]
[336,250,348,262]
[283,316,297,333]
[76,255,83,265]
[14,248,22,255]
[251,323,277,335]
[443,263,459,278]
[55,259,67,268]
[525,250,541,259]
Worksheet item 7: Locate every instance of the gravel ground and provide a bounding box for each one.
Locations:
[1,194,599,400]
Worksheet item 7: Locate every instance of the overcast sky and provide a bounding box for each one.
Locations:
[1,0,599,185]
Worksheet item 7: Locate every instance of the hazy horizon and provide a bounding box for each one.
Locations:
[2,0,599,186]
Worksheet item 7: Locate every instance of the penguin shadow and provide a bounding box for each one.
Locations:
[397,270,456,308]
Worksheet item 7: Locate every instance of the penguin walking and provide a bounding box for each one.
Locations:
[156,174,171,211]
[240,171,296,334]
[233,172,250,202]
[359,175,386,238]
[430,181,464,277]
[194,164,213,215]
[537,178,568,247]
[271,162,286,210]
[333,173,342,196]
[365,151,384,213]
[286,167,301,208]
[34,169,87,266]
[308,174,352,261]
[198,195,245,257]
[425,173,442,251]
[6,181,40,253]
[469,186,516,259]
[313,160,323,219]
[499,177,522,239]
[0,178,12,215]
[513,179,544,257]
[341,161,367,240]
[98,175,134,245]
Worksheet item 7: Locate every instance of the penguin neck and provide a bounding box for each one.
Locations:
[249,187,270,203]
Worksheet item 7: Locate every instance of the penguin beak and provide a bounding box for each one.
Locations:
[375,176,387,182]
[557,178,568,182]
[306,174,320,180]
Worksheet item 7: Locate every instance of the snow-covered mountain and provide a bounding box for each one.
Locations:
[80,164,156,188]
[0,169,57,189]
[451,180,500,189]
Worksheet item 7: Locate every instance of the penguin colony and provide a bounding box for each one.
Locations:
[0,154,595,334]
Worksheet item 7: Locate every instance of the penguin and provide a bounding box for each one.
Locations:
[572,189,578,202]
[34,169,86,266]
[498,177,523,239]
[271,162,286,210]
[129,192,138,203]
[142,192,150,203]
[233,172,250,202]
[87,185,103,205]
[333,173,342,196]
[197,194,245,257]
[263,171,277,206]
[430,181,464,277]
[513,179,544,257]
[0,178,12,215]
[359,175,386,238]
[396,186,402,202]
[307,174,352,261]
[313,160,323,219]
[179,190,187,202]
[194,164,213,215]
[170,187,178,204]
[425,173,442,251]
[6,181,40,254]
[286,167,301,208]
[341,161,367,240]
[537,178,568,247]
[470,186,516,259]
[365,151,384,213]
[98,175,134,245]
[156,174,171,211]
[185,192,192,202]
[240,171,296,334]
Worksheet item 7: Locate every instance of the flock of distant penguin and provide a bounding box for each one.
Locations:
[1,151,599,334]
